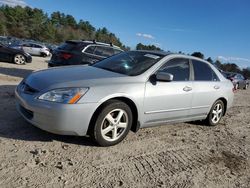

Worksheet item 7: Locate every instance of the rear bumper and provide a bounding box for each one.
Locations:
[15,88,99,136]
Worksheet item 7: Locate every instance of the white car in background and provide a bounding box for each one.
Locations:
[21,43,50,57]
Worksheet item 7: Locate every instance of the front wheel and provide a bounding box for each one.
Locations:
[93,100,133,146]
[13,54,26,64]
[206,100,225,126]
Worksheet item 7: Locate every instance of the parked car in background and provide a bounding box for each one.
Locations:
[0,43,32,64]
[48,40,123,67]
[221,71,249,89]
[16,51,234,146]
[20,43,50,57]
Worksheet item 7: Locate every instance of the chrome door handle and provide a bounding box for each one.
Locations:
[214,85,220,90]
[183,86,192,92]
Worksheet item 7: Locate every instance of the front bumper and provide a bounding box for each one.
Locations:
[15,88,98,136]
[26,55,32,63]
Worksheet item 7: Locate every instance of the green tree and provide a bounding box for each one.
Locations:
[191,52,204,59]
[136,43,162,50]
[206,57,213,64]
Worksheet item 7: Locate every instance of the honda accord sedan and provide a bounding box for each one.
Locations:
[15,51,234,146]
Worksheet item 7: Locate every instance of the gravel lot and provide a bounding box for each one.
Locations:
[0,57,249,187]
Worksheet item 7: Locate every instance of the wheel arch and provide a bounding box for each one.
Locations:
[217,97,227,116]
[87,96,140,136]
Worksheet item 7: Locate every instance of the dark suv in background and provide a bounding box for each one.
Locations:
[48,40,123,67]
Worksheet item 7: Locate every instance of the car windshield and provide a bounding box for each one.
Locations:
[92,51,164,76]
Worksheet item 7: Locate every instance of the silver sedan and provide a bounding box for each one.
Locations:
[15,51,234,146]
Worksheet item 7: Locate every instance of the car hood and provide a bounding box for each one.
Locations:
[24,65,128,91]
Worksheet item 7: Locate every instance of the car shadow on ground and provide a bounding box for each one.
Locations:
[0,85,97,147]
[0,66,34,78]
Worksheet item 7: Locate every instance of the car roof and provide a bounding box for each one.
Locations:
[133,50,173,56]
[65,40,122,50]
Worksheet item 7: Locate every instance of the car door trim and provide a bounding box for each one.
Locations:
[145,107,191,114]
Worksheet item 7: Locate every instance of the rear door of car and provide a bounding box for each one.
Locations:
[190,59,221,117]
[82,45,99,64]
[83,45,114,64]
[238,74,245,88]
[143,57,193,126]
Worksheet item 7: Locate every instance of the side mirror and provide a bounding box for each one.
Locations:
[156,72,173,82]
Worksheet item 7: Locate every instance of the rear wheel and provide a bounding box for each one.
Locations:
[244,83,248,90]
[235,83,239,90]
[13,54,26,64]
[93,100,132,146]
[206,100,224,126]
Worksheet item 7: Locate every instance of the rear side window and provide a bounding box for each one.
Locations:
[192,60,219,81]
[33,44,42,48]
[84,46,96,54]
[159,58,190,81]
[94,46,114,57]
[114,49,123,55]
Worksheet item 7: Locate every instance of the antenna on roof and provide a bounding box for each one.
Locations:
[92,39,96,44]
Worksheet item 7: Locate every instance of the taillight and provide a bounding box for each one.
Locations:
[60,53,72,60]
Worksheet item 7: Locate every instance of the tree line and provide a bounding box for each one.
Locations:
[135,46,250,78]
[1,5,249,78]
[0,5,128,50]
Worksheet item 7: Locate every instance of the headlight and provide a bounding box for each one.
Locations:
[38,88,88,104]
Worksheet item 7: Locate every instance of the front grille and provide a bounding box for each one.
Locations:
[19,105,33,120]
[20,82,39,95]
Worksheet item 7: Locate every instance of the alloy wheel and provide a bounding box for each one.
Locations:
[100,109,128,142]
[14,54,25,64]
[211,103,223,124]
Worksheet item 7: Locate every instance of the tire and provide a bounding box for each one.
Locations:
[244,84,248,90]
[13,54,26,65]
[206,100,224,126]
[40,53,47,57]
[235,83,239,90]
[93,100,133,146]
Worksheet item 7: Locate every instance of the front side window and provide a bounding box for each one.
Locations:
[158,58,190,81]
[192,60,219,81]
[93,51,164,76]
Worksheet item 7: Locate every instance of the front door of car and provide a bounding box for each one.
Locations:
[22,44,32,54]
[190,60,221,116]
[32,44,42,55]
[0,45,10,61]
[143,58,193,127]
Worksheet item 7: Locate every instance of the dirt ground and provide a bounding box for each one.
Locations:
[0,57,249,188]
